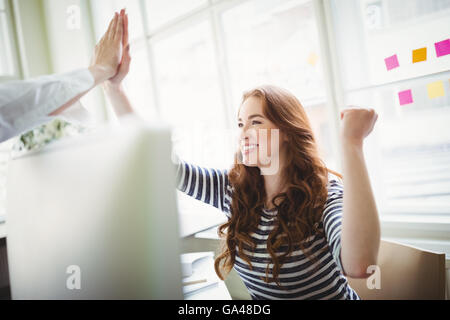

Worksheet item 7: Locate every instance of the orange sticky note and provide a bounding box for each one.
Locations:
[412,47,427,63]
[427,81,445,99]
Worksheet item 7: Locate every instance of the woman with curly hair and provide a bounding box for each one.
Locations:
[104,9,380,300]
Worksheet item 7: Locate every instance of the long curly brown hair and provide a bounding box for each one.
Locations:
[214,85,342,287]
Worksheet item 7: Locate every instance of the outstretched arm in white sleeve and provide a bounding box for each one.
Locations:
[0,11,125,142]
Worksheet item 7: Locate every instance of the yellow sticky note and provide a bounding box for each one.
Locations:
[427,81,445,99]
[412,47,427,63]
[307,52,318,66]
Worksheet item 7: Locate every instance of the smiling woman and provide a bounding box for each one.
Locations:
[99,8,373,299]
[207,85,362,299]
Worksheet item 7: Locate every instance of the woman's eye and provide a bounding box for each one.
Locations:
[238,121,261,128]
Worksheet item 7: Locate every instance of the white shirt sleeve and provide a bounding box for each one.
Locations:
[0,68,95,142]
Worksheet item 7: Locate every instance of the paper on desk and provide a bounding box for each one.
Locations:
[180,251,214,277]
[182,275,219,295]
[181,253,219,295]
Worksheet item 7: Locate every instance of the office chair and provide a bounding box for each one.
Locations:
[347,239,446,300]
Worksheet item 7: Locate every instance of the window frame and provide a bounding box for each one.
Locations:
[0,0,23,226]
[94,0,339,132]
[321,0,450,242]
[0,0,22,82]
[86,0,450,240]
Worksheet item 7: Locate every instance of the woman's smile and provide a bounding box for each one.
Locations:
[241,143,259,155]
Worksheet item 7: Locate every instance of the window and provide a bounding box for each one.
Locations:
[222,0,325,107]
[89,0,337,167]
[88,0,339,221]
[145,0,208,31]
[0,0,21,223]
[151,19,229,161]
[0,0,17,78]
[221,0,335,167]
[330,0,450,215]
[91,0,145,41]
[90,0,154,121]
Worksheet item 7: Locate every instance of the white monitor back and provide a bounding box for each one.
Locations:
[6,122,183,299]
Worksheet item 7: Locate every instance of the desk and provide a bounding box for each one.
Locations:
[178,205,226,238]
[182,252,231,300]
[0,209,223,240]
[185,280,231,300]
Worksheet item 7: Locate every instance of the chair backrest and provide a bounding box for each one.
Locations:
[347,239,446,300]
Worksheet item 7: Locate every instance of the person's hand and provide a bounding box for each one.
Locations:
[106,9,131,88]
[340,107,378,147]
[89,11,124,85]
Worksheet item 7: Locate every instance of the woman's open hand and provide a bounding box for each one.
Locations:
[340,107,378,147]
[89,11,124,85]
[107,9,131,88]
[100,9,135,117]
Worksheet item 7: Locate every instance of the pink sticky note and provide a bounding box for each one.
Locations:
[398,90,413,105]
[385,54,400,70]
[435,39,450,57]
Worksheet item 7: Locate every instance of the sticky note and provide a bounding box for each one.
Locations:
[412,47,427,63]
[435,39,450,57]
[398,90,413,105]
[427,81,445,99]
[307,52,318,66]
[385,54,400,70]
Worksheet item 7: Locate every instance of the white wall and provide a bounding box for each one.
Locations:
[41,0,108,121]
[11,0,50,78]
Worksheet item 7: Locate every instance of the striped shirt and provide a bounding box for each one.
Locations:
[175,158,361,300]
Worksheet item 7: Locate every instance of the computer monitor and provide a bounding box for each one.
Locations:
[6,120,183,299]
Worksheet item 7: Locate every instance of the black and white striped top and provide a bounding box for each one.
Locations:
[175,158,361,300]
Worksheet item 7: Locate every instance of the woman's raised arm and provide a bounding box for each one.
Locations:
[102,9,136,118]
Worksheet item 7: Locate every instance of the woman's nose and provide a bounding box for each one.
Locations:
[239,130,249,144]
[239,124,250,143]
[239,126,257,143]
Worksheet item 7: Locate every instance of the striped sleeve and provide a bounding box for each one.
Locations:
[322,177,345,274]
[173,155,231,215]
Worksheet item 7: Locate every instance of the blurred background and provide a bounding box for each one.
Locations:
[0,0,450,255]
